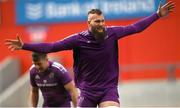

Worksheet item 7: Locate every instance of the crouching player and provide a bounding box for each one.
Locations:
[29,52,78,107]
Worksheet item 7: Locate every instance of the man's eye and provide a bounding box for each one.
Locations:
[94,20,100,23]
[94,20,104,23]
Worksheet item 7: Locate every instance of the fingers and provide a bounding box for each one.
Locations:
[168,6,175,11]
[167,3,175,9]
[166,4,175,10]
[5,39,20,51]
[167,4,175,12]
[158,0,162,8]
[163,1,175,8]
[158,0,163,9]
[4,33,23,51]
[7,45,16,51]
[5,34,21,43]
[16,34,24,46]
[168,10,174,12]
[7,44,20,51]
[8,45,14,50]
[5,39,18,43]
[163,1,174,7]
[167,4,175,8]
[4,42,12,46]
[16,34,21,42]
[161,1,175,13]
[16,33,19,37]
[11,47,16,52]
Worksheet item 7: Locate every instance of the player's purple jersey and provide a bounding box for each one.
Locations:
[29,61,72,107]
[25,13,159,91]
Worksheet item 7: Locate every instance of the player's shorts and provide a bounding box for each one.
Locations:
[78,87,119,107]
[43,99,71,107]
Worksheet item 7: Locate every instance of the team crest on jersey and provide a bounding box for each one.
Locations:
[105,35,109,39]
[78,96,84,105]
[49,72,54,79]
[86,41,91,43]
[43,80,47,83]
[35,75,40,80]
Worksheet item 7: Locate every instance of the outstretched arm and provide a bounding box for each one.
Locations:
[113,1,175,39]
[134,1,175,32]
[5,34,79,53]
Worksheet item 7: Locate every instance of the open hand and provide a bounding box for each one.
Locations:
[157,1,175,17]
[5,34,24,51]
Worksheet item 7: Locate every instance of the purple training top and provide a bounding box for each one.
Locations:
[29,61,72,107]
[25,13,159,91]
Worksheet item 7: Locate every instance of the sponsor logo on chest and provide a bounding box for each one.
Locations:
[35,73,58,87]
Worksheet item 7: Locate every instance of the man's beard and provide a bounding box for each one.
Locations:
[91,26,106,42]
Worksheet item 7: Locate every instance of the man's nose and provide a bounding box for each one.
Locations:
[99,21,104,26]
[35,65,40,69]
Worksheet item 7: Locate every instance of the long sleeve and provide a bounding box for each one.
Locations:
[22,34,79,53]
[112,13,160,40]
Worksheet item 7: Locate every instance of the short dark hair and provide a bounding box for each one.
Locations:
[32,52,47,62]
[88,9,102,15]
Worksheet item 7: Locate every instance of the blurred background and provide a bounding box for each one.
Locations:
[0,0,180,107]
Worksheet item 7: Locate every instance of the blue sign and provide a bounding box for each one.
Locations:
[15,0,166,25]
